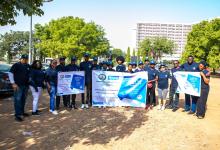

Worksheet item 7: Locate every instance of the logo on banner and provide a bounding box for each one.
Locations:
[98,74,106,81]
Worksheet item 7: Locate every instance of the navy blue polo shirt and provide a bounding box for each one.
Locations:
[135,68,145,72]
[157,71,170,89]
[91,64,101,70]
[30,69,45,87]
[80,61,92,85]
[45,67,58,86]
[10,62,30,86]
[116,64,126,72]
[146,67,158,82]
[181,62,199,72]
[201,69,210,89]
[65,64,79,71]
[170,66,181,88]
[56,64,66,72]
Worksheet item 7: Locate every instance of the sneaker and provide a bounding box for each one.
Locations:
[182,109,190,112]
[197,115,204,119]
[52,110,58,115]
[161,105,165,111]
[81,104,85,109]
[15,116,23,122]
[49,109,53,112]
[32,112,40,116]
[85,104,89,109]
[157,105,162,110]
[172,107,179,112]
[166,105,173,109]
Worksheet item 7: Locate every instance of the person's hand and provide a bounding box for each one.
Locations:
[12,83,19,91]
[47,85,51,93]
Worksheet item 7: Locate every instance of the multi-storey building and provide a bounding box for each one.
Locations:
[136,23,192,60]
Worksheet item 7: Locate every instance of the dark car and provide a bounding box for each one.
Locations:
[0,64,13,95]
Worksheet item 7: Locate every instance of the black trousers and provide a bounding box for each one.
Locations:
[56,95,69,108]
[66,94,76,106]
[169,86,180,108]
[147,84,156,105]
[196,88,209,117]
[81,84,92,105]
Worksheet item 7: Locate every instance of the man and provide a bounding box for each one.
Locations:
[135,61,145,72]
[168,60,181,112]
[132,62,137,72]
[56,56,68,109]
[65,56,79,109]
[181,55,200,114]
[91,57,101,70]
[9,54,30,122]
[145,60,158,107]
[144,57,150,70]
[80,53,93,108]
[107,61,115,71]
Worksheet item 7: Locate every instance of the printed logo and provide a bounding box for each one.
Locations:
[98,74,106,81]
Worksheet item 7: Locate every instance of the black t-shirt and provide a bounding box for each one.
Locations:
[10,62,30,86]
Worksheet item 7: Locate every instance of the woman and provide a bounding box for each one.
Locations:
[45,59,58,115]
[29,60,45,115]
[157,64,170,111]
[196,61,210,119]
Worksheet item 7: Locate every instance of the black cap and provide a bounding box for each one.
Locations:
[199,60,207,67]
[93,57,98,61]
[107,61,113,66]
[138,61,144,65]
[71,56,77,61]
[20,54,28,59]
[84,53,90,57]
[59,56,66,61]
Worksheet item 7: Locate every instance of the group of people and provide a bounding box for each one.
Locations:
[8,53,210,122]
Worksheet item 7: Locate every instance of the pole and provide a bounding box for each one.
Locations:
[29,15,32,64]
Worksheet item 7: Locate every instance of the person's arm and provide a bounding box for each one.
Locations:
[200,71,210,84]
[9,64,19,91]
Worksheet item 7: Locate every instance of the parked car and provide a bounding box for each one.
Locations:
[0,64,13,95]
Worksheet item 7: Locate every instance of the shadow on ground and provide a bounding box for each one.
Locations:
[0,92,149,150]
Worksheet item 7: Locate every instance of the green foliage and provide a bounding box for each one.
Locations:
[34,16,110,59]
[0,31,29,63]
[111,48,124,59]
[132,48,136,56]
[0,0,46,26]
[181,18,220,69]
[126,47,131,62]
[138,37,175,61]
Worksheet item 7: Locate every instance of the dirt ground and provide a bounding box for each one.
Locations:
[0,77,220,150]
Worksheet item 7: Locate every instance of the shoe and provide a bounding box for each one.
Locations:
[157,105,162,110]
[85,104,89,109]
[172,107,179,112]
[23,113,29,117]
[161,105,165,111]
[72,105,78,109]
[182,109,190,112]
[166,105,173,109]
[49,109,53,112]
[15,116,23,122]
[32,112,40,116]
[36,110,41,113]
[197,116,204,119]
[81,104,85,109]
[52,110,58,115]
[188,111,195,115]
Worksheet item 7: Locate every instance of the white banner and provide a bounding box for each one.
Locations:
[92,71,148,107]
[57,71,85,96]
[174,71,201,96]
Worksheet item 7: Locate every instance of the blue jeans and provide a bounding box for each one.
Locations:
[185,94,198,112]
[13,85,28,117]
[49,85,57,111]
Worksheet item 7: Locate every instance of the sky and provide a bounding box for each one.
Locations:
[0,0,220,51]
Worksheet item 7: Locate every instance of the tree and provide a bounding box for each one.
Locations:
[138,37,175,61]
[111,48,125,60]
[181,18,220,71]
[132,48,136,56]
[0,0,47,26]
[126,47,131,62]
[34,16,110,59]
[0,31,29,63]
